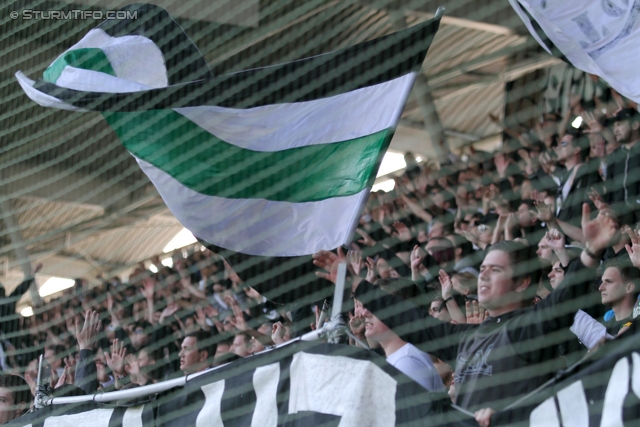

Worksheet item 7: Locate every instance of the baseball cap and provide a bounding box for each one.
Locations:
[613,108,639,122]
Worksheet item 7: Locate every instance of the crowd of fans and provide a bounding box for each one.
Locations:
[1,87,640,425]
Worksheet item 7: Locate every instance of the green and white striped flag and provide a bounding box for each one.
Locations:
[16,4,441,258]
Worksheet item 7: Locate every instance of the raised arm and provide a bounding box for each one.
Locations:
[140,276,156,325]
[547,229,570,267]
[74,310,102,394]
[625,229,640,269]
[104,339,128,390]
[439,269,466,324]
[176,259,207,300]
[400,194,434,224]
[535,199,584,243]
[579,203,618,268]
[410,245,424,282]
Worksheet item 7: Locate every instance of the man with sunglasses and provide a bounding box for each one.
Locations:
[429,296,452,323]
[354,282,445,392]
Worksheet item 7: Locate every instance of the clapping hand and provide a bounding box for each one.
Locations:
[63,354,76,382]
[466,301,485,324]
[313,248,347,284]
[494,153,509,178]
[459,229,480,246]
[365,257,377,283]
[583,203,618,253]
[547,228,570,266]
[75,310,101,351]
[54,366,69,389]
[141,275,155,300]
[534,199,555,223]
[347,248,363,276]
[583,110,604,135]
[410,245,426,281]
[392,221,413,242]
[194,306,211,331]
[348,310,365,336]
[505,212,518,231]
[482,187,497,203]
[438,269,453,300]
[159,303,179,324]
[227,297,248,331]
[588,187,609,211]
[546,229,566,252]
[625,229,640,269]
[355,228,376,247]
[54,356,76,389]
[410,245,423,271]
[104,338,127,377]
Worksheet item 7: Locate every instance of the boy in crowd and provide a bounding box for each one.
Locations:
[0,375,31,424]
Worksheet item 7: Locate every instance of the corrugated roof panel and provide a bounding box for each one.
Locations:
[69,216,183,265]
[13,198,104,242]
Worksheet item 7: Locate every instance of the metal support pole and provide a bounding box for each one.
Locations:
[387,7,450,163]
[0,198,43,306]
[330,263,347,321]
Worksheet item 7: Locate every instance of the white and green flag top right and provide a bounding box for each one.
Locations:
[510,0,640,103]
[16,4,442,258]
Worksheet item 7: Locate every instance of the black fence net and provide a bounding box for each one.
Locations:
[1,1,639,426]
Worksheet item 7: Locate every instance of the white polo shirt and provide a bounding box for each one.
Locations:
[386,343,445,391]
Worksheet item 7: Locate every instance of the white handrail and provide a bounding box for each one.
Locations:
[45,369,212,405]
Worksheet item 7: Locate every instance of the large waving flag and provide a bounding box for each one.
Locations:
[509,0,640,103]
[16,3,441,259]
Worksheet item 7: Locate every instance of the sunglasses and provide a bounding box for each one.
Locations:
[430,303,447,314]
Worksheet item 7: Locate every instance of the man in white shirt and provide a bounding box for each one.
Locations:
[361,305,445,392]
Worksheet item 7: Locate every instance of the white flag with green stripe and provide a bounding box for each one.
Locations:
[16,4,442,257]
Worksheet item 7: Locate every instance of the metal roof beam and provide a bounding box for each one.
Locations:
[0,195,164,260]
[407,10,515,36]
[436,53,561,102]
[388,9,449,162]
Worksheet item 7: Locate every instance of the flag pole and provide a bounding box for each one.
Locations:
[331,263,347,321]
[316,299,330,330]
[300,262,350,344]
[34,354,48,409]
